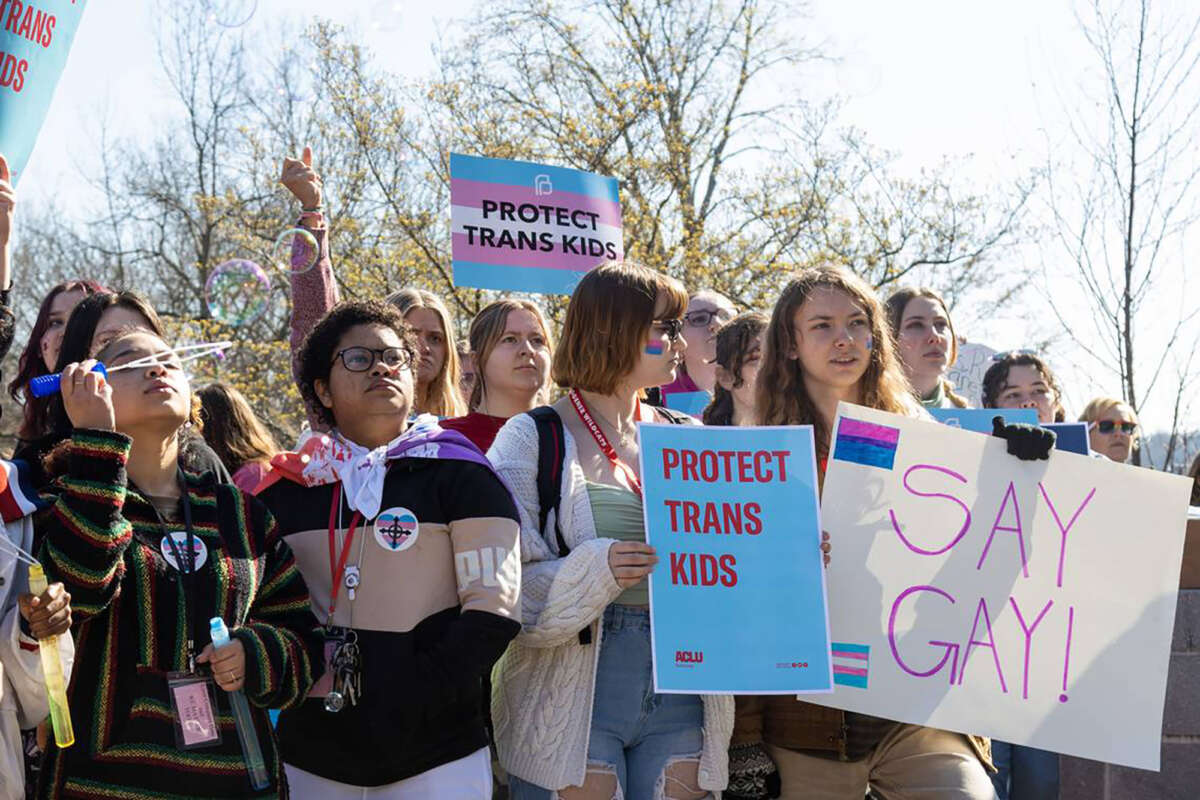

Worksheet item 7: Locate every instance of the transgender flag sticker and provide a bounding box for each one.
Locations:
[374,507,420,553]
[831,642,870,689]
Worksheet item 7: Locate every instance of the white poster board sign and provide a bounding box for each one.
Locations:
[814,402,1190,770]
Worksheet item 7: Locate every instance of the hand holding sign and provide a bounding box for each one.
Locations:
[608,541,658,588]
[280,146,322,210]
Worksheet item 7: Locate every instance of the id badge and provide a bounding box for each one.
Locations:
[167,672,223,750]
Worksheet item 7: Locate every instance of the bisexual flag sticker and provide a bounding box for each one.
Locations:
[832,417,899,470]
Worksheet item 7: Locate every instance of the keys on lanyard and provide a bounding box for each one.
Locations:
[322,627,361,713]
[324,484,364,713]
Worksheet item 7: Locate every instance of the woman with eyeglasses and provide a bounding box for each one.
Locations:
[1079,397,1140,463]
[884,287,969,409]
[981,352,1067,424]
[488,262,734,799]
[656,289,736,414]
[254,300,521,797]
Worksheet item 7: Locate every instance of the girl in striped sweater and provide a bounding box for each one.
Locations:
[35,330,322,799]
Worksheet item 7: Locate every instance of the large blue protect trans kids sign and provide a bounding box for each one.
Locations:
[638,423,833,694]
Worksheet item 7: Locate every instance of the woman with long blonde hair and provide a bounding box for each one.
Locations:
[386,288,466,417]
[442,298,553,452]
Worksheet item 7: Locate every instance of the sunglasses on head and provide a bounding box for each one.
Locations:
[1091,420,1136,434]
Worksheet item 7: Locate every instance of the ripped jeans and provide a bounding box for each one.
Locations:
[510,605,709,800]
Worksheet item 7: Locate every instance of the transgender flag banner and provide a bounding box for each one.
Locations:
[450,153,623,295]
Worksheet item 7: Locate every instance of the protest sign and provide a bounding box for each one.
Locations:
[1042,422,1089,456]
[928,410,1090,455]
[0,0,88,183]
[945,341,997,407]
[638,423,832,694]
[450,153,622,294]
[929,408,1037,433]
[815,402,1190,770]
[663,390,710,418]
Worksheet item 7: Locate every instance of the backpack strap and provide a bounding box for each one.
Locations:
[527,405,593,645]
[652,405,695,425]
[528,406,568,557]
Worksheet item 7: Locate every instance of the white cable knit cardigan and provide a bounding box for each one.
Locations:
[487,411,734,793]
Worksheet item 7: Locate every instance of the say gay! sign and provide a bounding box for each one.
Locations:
[450,153,623,295]
[817,402,1191,770]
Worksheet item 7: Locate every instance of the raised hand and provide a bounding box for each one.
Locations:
[279,145,322,210]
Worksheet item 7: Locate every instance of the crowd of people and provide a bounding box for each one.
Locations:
[0,144,1170,800]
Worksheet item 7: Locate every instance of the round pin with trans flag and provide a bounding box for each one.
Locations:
[373,507,420,553]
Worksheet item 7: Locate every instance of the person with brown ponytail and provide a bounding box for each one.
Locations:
[884,286,968,410]
[701,312,768,428]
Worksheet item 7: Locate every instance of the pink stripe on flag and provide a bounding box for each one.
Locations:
[452,233,618,271]
[450,178,622,228]
[833,665,869,677]
[838,417,899,445]
[832,650,869,661]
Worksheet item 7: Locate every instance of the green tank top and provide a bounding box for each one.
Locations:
[585,480,649,606]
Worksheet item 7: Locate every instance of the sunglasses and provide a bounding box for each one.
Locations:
[1091,420,1136,434]
[652,318,685,343]
[684,308,734,328]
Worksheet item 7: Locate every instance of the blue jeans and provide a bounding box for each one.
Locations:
[510,605,707,799]
[989,741,1059,800]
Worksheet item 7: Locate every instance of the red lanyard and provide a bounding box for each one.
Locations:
[327,483,363,620]
[568,388,645,497]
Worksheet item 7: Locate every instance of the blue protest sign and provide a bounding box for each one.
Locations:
[1043,422,1090,455]
[663,390,710,418]
[638,423,833,693]
[0,1,89,184]
[928,407,1038,432]
[928,409,1090,455]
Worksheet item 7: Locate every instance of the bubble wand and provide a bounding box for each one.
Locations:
[28,341,233,398]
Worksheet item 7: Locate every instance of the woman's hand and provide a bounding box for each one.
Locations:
[18,583,72,638]
[60,360,114,431]
[197,638,246,692]
[608,541,658,588]
[821,530,831,568]
[280,146,322,210]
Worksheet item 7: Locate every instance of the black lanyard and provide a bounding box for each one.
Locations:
[157,468,200,672]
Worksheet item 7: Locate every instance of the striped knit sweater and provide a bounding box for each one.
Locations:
[35,429,323,799]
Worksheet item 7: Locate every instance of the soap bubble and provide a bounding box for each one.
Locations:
[205,260,271,326]
[272,227,319,275]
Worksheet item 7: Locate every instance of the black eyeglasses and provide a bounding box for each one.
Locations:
[652,318,684,343]
[684,308,734,328]
[332,346,413,372]
[1092,420,1137,434]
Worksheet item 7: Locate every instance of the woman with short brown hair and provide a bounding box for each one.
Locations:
[489,261,734,799]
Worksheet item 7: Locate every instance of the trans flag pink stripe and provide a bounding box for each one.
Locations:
[450,178,623,228]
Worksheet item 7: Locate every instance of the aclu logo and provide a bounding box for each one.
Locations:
[675,650,703,667]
